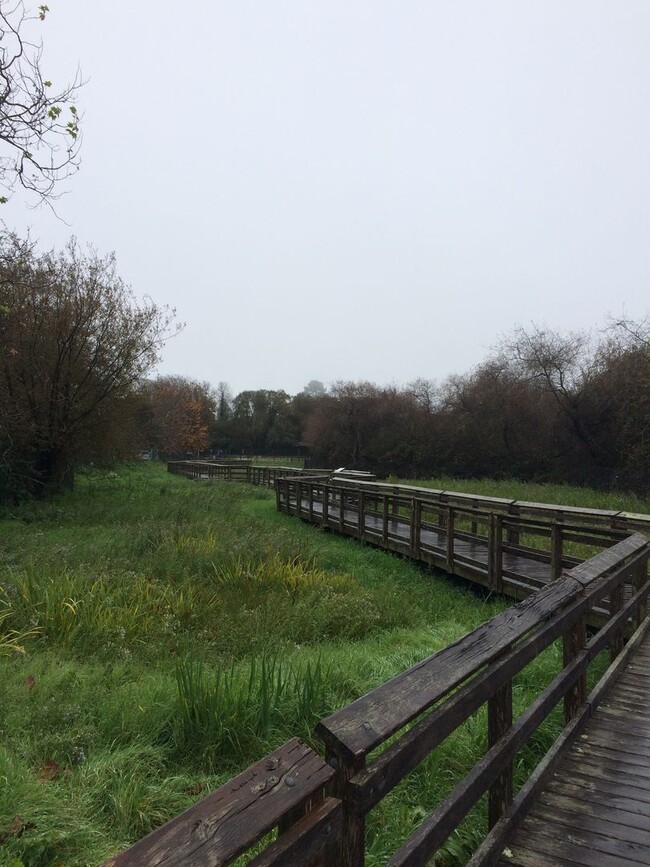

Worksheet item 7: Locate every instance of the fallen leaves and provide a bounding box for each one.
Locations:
[0,815,37,844]
[38,759,60,781]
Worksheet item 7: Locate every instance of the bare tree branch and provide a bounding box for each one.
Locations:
[0,2,82,206]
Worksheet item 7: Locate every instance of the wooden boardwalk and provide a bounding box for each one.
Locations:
[311,497,556,589]
[498,620,650,866]
[291,493,627,622]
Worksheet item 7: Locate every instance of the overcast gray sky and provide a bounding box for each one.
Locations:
[4,1,649,395]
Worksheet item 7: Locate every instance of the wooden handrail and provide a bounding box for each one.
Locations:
[103,738,339,867]
[321,534,649,864]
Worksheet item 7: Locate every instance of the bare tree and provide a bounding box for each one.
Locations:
[498,325,612,465]
[0,2,82,205]
[407,377,439,413]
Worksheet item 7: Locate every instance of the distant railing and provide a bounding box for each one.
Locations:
[105,525,650,865]
[274,475,650,609]
[167,460,331,486]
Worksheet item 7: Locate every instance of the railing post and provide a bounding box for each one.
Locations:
[438,495,446,529]
[446,506,454,572]
[297,481,303,517]
[358,490,365,540]
[470,502,478,537]
[340,489,345,531]
[328,751,365,867]
[563,617,587,723]
[609,580,625,662]
[411,498,421,558]
[285,479,291,514]
[391,487,399,519]
[551,518,563,580]
[309,482,315,522]
[382,495,389,544]
[507,504,520,547]
[488,514,503,591]
[322,484,329,526]
[488,679,513,829]
[634,558,648,627]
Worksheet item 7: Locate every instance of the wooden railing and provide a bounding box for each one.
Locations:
[167,461,329,486]
[274,476,650,609]
[103,737,341,867]
[318,532,649,865]
[104,477,650,867]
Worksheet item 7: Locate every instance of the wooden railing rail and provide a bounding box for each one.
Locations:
[103,738,341,867]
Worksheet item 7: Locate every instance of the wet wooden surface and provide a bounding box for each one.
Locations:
[497,627,650,867]
[308,498,553,586]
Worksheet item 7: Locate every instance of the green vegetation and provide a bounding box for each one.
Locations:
[396,475,650,514]
[0,464,622,865]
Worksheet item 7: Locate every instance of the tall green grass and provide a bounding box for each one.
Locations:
[173,652,331,768]
[0,462,622,865]
[396,474,650,514]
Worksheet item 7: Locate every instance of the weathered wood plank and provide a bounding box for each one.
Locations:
[552,766,650,805]
[529,800,650,847]
[247,798,342,867]
[537,788,650,832]
[568,533,648,585]
[506,822,650,865]
[103,738,333,867]
[497,845,586,866]
[317,574,584,761]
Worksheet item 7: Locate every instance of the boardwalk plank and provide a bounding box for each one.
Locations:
[530,800,650,848]
[544,772,650,809]
[556,762,650,799]
[508,822,650,865]
[497,844,586,866]
[500,627,650,866]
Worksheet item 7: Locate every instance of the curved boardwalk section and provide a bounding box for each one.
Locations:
[274,474,650,623]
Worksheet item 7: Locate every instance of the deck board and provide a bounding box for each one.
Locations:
[497,628,650,866]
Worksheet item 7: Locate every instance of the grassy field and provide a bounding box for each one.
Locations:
[0,464,637,866]
[394,474,650,514]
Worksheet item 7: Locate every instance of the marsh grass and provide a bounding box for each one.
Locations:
[0,462,629,865]
[173,652,332,768]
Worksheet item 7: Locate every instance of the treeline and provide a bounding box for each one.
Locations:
[305,323,649,493]
[143,322,649,495]
[1,231,647,499]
